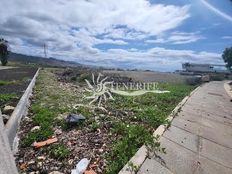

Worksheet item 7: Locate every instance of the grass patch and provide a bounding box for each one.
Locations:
[22,128,53,147]
[45,144,71,160]
[0,80,18,86]
[0,93,18,103]
[106,123,163,174]
[105,83,195,173]
[21,68,86,147]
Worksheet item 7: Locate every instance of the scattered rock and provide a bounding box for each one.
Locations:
[37,156,46,161]
[98,149,104,153]
[31,126,40,132]
[68,159,74,165]
[57,113,67,120]
[49,171,64,174]
[29,172,39,174]
[23,116,32,122]
[37,162,43,168]
[3,105,15,114]
[65,113,86,124]
[54,129,62,135]
[27,160,35,165]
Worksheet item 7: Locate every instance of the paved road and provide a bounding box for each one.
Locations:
[139,81,232,174]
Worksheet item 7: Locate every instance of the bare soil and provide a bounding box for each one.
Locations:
[0,67,37,114]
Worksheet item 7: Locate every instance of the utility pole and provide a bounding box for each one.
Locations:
[43,43,47,58]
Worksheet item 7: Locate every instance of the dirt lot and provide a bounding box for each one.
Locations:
[0,67,37,118]
[16,68,195,174]
[103,70,188,83]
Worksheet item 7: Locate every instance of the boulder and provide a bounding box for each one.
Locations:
[3,105,15,114]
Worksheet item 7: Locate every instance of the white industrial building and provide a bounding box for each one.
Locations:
[182,63,229,73]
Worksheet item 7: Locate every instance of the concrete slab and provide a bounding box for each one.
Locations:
[180,107,232,126]
[194,156,232,174]
[200,138,232,168]
[172,117,232,148]
[138,81,232,174]
[153,137,198,174]
[163,126,199,152]
[138,157,173,174]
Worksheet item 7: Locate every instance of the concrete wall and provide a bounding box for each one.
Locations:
[0,110,18,174]
[5,68,40,151]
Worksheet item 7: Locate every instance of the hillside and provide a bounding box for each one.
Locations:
[8,52,82,68]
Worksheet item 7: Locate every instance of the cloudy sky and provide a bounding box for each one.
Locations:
[0,0,232,71]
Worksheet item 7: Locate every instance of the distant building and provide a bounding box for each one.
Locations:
[182,63,229,74]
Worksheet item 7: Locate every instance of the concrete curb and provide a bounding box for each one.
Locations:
[0,110,18,174]
[224,81,232,98]
[5,68,40,151]
[118,85,201,174]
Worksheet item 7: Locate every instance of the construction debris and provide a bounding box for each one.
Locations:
[84,170,97,174]
[33,137,58,148]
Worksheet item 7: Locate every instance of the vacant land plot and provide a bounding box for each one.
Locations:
[16,68,195,174]
[0,67,37,120]
[103,70,189,83]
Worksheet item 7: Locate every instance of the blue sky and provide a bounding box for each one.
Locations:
[0,0,231,71]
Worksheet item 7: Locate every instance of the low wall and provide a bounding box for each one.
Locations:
[0,110,18,174]
[5,68,40,152]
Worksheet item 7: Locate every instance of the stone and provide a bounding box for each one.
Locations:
[27,160,35,165]
[37,162,43,168]
[37,156,46,160]
[31,126,40,132]
[65,113,86,124]
[3,105,15,114]
[98,149,104,153]
[54,129,62,135]
[49,171,64,174]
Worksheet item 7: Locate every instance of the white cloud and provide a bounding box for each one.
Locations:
[222,36,232,40]
[145,32,204,44]
[0,0,223,71]
[0,0,190,47]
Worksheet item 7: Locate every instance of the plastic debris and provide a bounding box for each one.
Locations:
[33,137,58,148]
[65,113,86,124]
[71,158,90,174]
